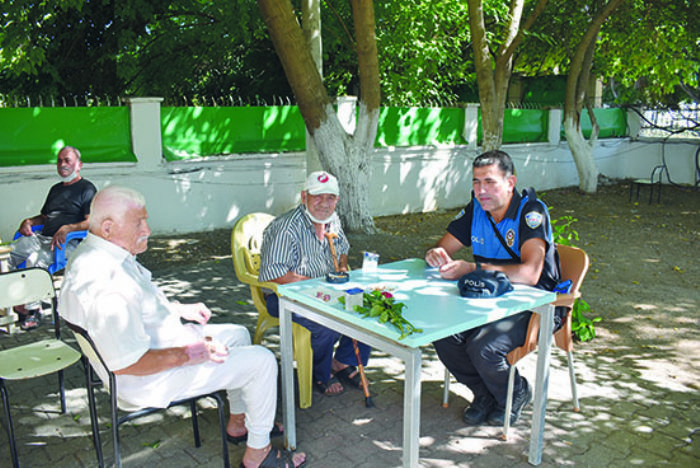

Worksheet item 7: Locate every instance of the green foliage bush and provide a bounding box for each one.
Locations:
[550,214,601,342]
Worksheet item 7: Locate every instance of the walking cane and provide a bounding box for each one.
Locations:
[352,338,374,408]
[325,232,373,406]
[324,232,349,283]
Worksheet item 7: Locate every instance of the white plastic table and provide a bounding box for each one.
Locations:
[277,258,556,467]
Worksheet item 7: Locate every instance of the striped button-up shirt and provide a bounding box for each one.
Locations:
[259,205,350,282]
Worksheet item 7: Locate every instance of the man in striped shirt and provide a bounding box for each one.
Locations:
[259,171,371,396]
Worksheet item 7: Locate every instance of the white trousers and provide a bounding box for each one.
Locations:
[117,324,278,449]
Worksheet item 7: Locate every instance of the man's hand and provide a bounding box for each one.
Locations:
[18,218,35,237]
[425,247,453,268]
[178,302,211,324]
[51,225,71,251]
[184,339,228,365]
[437,260,475,280]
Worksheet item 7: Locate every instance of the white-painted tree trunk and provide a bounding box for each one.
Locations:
[312,103,377,233]
[563,116,598,193]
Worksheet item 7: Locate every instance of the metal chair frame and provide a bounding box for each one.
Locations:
[67,323,230,468]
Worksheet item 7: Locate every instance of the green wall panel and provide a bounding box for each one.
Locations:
[0,107,135,167]
[561,108,627,139]
[503,109,548,143]
[161,106,306,160]
[375,107,467,147]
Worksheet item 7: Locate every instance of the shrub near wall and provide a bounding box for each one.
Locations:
[0,107,136,166]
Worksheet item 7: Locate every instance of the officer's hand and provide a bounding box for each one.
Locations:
[425,247,452,268]
[438,260,473,280]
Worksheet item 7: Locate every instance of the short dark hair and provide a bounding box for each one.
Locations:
[473,150,515,177]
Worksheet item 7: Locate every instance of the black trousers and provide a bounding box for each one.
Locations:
[433,311,532,407]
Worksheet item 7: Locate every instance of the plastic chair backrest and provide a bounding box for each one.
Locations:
[231,213,316,408]
[0,268,55,309]
[507,244,590,365]
[555,244,590,308]
[231,213,277,290]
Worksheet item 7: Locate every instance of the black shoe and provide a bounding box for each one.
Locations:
[488,377,532,426]
[462,394,497,426]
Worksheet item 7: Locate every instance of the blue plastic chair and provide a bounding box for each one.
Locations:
[12,224,87,274]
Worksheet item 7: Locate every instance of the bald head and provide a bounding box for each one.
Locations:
[89,186,150,255]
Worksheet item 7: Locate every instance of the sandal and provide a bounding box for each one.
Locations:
[19,312,40,331]
[313,376,344,396]
[226,423,284,444]
[334,365,363,389]
[239,446,307,468]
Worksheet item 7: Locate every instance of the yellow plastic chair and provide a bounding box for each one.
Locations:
[0,268,82,467]
[442,244,590,439]
[231,213,314,409]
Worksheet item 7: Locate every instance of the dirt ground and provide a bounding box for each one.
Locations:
[139,180,700,390]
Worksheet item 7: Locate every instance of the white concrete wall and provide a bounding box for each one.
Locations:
[1,138,696,241]
[1,97,697,241]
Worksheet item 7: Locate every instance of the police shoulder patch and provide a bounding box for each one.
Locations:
[525,211,543,229]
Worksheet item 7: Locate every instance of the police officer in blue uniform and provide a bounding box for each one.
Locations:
[425,150,560,427]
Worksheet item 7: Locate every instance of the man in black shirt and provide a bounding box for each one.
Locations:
[10,146,97,329]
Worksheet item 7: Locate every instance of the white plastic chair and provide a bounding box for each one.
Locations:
[0,268,82,467]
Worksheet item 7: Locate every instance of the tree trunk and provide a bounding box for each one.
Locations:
[564,0,625,193]
[257,0,378,233]
[301,0,323,173]
[564,116,598,192]
[468,0,549,151]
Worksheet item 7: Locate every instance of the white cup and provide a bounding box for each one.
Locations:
[362,251,379,272]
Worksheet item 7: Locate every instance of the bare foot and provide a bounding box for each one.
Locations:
[226,413,246,438]
[242,444,306,468]
[332,359,365,390]
[315,378,344,395]
[325,380,344,395]
[226,413,283,439]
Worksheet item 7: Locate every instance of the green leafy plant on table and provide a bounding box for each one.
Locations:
[339,290,422,340]
[550,213,601,342]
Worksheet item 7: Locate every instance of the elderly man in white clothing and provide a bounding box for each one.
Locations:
[59,185,306,468]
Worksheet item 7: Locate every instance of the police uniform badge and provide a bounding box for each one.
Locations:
[505,229,515,247]
[525,211,543,229]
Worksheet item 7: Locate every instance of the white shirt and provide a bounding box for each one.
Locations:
[59,233,200,378]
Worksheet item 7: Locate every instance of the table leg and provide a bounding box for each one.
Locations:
[279,298,297,451]
[403,349,422,468]
[529,303,554,465]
